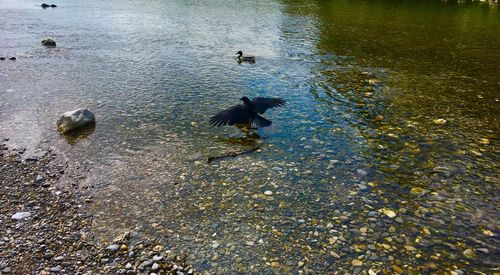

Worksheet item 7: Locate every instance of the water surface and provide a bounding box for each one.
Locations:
[0,0,498,273]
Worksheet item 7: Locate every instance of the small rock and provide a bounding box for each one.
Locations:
[264,190,273,196]
[187,152,202,161]
[330,251,341,259]
[404,245,416,251]
[479,138,490,145]
[270,262,280,268]
[351,259,363,267]
[433,118,447,125]
[410,186,425,194]
[297,261,305,268]
[152,244,164,252]
[43,252,53,260]
[139,260,152,269]
[41,37,56,47]
[463,248,476,259]
[477,248,489,254]
[56,108,95,134]
[328,236,339,244]
[356,169,368,176]
[379,208,396,218]
[50,266,61,273]
[35,175,44,182]
[245,241,255,246]
[482,229,494,236]
[151,263,159,271]
[125,263,132,269]
[12,212,31,220]
[392,265,404,273]
[152,255,163,261]
[358,184,368,191]
[106,244,120,252]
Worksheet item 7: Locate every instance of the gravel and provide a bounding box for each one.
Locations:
[0,142,196,274]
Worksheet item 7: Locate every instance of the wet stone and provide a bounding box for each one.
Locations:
[358,183,368,191]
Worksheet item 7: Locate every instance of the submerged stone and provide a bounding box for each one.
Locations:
[463,248,477,259]
[433,118,447,125]
[351,259,363,267]
[379,208,397,218]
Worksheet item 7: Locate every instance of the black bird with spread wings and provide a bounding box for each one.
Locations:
[209,96,286,131]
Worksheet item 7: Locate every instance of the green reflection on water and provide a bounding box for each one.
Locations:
[283,0,499,272]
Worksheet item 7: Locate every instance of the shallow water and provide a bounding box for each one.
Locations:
[1,0,499,273]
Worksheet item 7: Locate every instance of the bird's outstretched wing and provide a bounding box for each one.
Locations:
[251,97,286,114]
[209,105,250,127]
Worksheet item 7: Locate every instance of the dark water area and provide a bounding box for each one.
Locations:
[1,0,498,273]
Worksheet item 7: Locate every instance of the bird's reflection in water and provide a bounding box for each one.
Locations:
[216,131,262,147]
[209,132,263,163]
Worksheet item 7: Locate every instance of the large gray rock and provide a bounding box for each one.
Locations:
[57,108,95,134]
[41,37,56,47]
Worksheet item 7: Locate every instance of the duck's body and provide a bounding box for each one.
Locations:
[235,51,255,63]
[209,96,286,132]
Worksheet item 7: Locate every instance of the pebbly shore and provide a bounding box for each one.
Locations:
[0,140,195,274]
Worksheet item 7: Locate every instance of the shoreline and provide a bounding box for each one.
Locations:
[0,141,195,274]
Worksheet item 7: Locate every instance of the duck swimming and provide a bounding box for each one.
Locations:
[235,51,255,63]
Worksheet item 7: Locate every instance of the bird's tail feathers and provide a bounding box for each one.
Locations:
[251,115,272,128]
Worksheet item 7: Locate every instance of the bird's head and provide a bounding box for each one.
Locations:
[235,51,243,57]
[240,96,251,105]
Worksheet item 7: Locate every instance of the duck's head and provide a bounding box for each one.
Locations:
[240,96,251,105]
[235,51,243,57]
